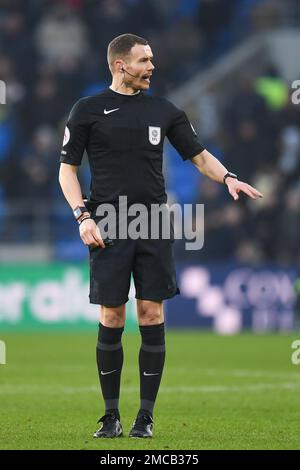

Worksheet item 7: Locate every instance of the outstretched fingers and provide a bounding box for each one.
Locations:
[229,182,263,200]
[242,183,263,199]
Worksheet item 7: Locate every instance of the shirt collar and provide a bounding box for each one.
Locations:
[109,86,140,96]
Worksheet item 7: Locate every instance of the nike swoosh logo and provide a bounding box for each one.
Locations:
[143,372,160,376]
[101,369,117,375]
[104,108,120,115]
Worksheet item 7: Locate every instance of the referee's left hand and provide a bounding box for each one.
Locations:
[226,178,263,201]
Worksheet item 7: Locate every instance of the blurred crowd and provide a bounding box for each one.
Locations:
[174,68,300,266]
[0,0,299,264]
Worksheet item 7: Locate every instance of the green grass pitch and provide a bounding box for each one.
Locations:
[1,331,300,450]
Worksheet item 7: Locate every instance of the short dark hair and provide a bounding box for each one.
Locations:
[107,33,148,69]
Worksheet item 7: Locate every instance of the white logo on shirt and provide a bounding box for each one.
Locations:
[63,126,70,146]
[148,126,161,145]
[104,108,120,115]
[190,122,197,136]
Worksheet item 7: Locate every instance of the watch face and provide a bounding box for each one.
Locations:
[73,208,81,218]
[226,172,237,179]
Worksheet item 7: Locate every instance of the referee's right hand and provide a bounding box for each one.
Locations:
[79,218,106,249]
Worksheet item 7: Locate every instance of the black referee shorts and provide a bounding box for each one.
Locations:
[88,213,180,307]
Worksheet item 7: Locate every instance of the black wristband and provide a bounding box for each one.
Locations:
[223,172,238,185]
[78,216,91,226]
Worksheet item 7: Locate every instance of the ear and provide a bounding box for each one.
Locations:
[115,59,124,73]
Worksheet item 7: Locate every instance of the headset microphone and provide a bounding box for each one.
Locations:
[121,67,140,79]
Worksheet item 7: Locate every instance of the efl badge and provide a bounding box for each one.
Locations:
[148,126,161,145]
[63,126,70,146]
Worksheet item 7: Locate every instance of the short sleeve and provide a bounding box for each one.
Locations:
[166,104,205,161]
[60,98,90,166]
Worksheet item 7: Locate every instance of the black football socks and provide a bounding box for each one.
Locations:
[138,322,166,416]
[96,323,124,418]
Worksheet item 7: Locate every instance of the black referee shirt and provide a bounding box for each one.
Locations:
[60,88,205,208]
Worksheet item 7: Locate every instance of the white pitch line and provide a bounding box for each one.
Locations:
[5,366,299,381]
[166,368,300,380]
[1,382,300,395]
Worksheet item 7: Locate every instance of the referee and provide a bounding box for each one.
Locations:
[59,34,263,439]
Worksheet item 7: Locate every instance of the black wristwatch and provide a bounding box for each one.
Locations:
[73,206,89,220]
[223,172,238,185]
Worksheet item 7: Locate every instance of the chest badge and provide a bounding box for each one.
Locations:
[148,126,161,145]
